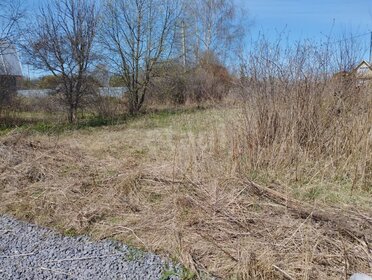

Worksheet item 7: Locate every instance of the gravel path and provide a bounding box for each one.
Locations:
[0,216,181,280]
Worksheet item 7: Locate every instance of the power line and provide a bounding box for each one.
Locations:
[370,32,372,62]
[321,32,371,45]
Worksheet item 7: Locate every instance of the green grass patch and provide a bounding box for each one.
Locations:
[64,228,79,237]
[0,106,211,135]
[161,265,196,280]
[125,246,145,261]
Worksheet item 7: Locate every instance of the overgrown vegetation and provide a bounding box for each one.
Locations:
[0,101,370,279]
[236,36,372,197]
[0,0,371,279]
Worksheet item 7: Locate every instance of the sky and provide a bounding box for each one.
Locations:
[27,0,372,39]
[241,0,372,43]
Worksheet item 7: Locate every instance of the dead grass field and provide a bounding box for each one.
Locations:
[0,107,371,279]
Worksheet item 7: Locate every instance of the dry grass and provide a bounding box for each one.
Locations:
[0,106,371,279]
[232,80,372,205]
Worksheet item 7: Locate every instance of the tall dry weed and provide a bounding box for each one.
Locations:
[236,37,371,194]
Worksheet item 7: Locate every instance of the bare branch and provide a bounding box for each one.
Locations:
[23,0,99,123]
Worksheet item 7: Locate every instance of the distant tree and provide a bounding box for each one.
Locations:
[100,0,181,114]
[20,78,38,90]
[148,60,187,104]
[109,76,126,87]
[188,51,231,102]
[181,0,246,64]
[23,0,99,123]
[169,0,245,103]
[36,75,61,90]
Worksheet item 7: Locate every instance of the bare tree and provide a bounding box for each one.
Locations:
[23,0,99,123]
[183,0,246,64]
[100,0,181,114]
[0,0,24,47]
[335,32,365,72]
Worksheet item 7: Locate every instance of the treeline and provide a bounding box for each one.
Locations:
[1,0,245,123]
[0,0,370,126]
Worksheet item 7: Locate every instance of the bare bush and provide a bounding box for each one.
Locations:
[146,55,232,106]
[23,0,99,123]
[16,94,62,115]
[146,60,187,106]
[187,52,232,103]
[89,94,125,119]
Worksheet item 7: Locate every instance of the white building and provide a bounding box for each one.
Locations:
[354,60,372,80]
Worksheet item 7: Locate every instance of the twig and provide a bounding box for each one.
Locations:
[139,175,185,185]
[354,210,372,224]
[245,180,369,240]
[281,211,313,247]
[196,232,238,262]
[272,265,295,280]
[115,226,147,248]
[226,185,249,207]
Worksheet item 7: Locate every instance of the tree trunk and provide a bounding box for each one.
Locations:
[68,104,78,124]
[128,90,143,115]
[128,92,136,115]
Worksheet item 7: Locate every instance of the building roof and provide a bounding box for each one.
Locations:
[355,60,372,71]
[0,41,23,76]
[353,60,372,80]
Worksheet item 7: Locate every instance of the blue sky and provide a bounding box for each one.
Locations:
[27,0,372,42]
[241,0,372,41]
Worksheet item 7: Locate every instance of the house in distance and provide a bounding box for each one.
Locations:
[353,60,372,81]
[0,41,23,95]
[333,60,372,86]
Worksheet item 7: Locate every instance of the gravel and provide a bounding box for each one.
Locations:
[0,216,181,280]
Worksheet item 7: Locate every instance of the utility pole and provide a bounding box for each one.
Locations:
[369,31,372,63]
[181,20,187,71]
